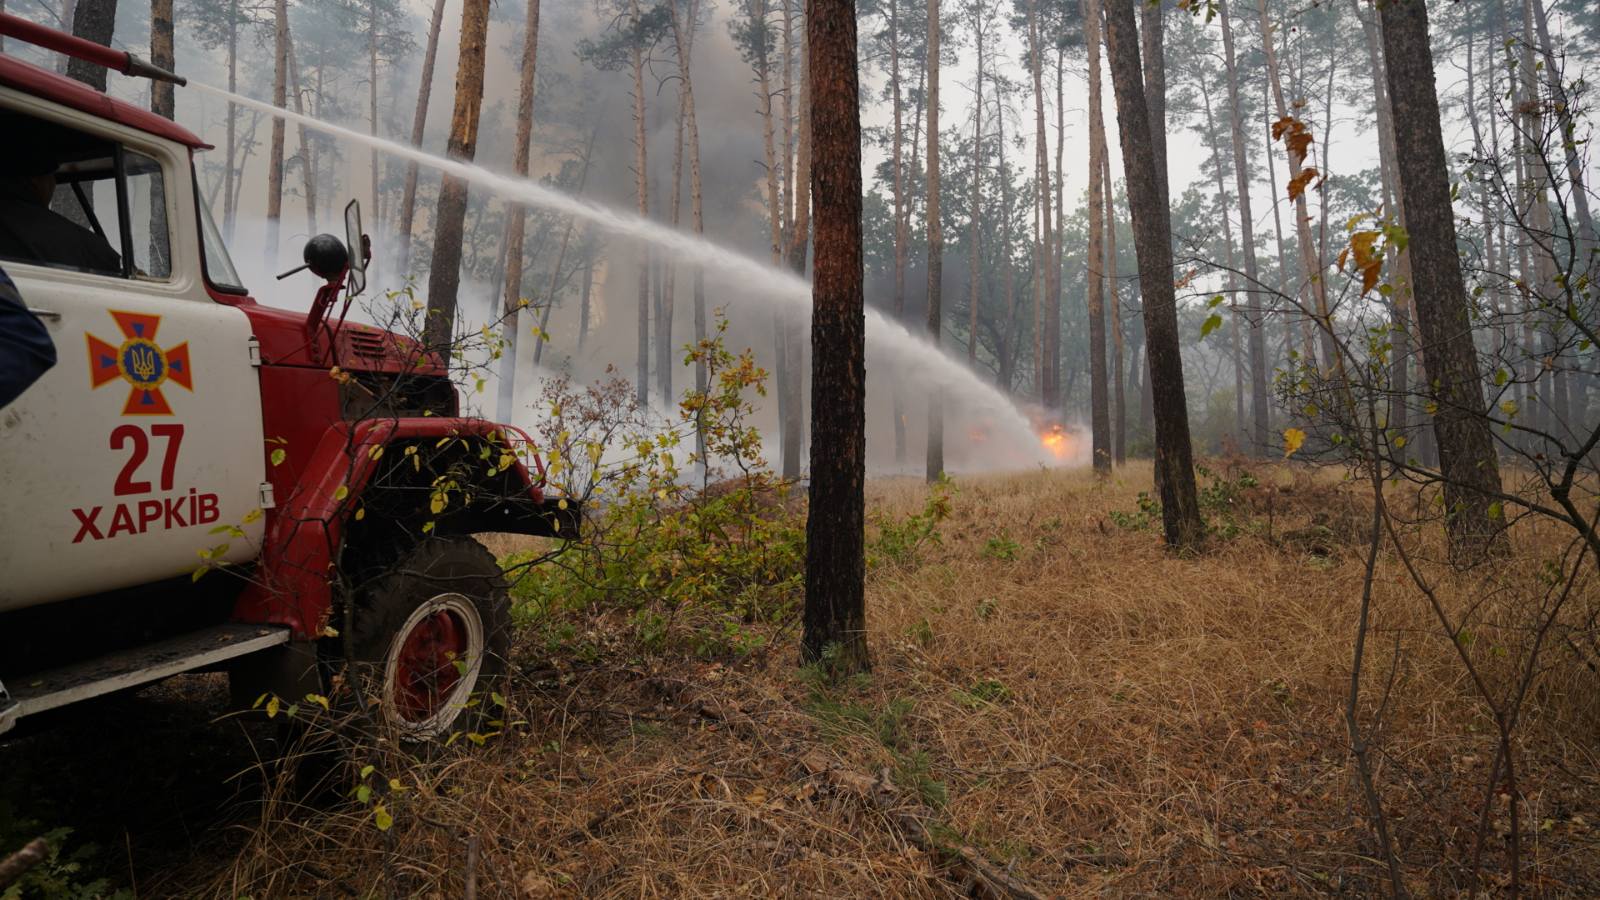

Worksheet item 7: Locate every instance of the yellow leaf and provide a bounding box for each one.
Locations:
[241,507,263,525]
[373,803,393,831]
[333,485,349,502]
[266,695,280,718]
[1283,427,1307,458]
[430,492,446,514]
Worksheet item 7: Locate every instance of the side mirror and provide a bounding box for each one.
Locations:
[344,200,368,297]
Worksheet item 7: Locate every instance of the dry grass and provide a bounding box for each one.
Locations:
[154,464,1600,897]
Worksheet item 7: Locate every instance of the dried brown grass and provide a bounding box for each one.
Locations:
[169,464,1600,898]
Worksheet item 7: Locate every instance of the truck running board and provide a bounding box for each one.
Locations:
[0,623,290,736]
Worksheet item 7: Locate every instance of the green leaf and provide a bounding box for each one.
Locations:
[1488,502,1504,520]
[1207,294,1225,308]
[270,448,287,467]
[356,785,372,805]
[1200,313,1224,339]
[1494,368,1508,386]
[373,803,393,831]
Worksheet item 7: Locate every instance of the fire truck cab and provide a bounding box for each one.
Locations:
[0,15,575,742]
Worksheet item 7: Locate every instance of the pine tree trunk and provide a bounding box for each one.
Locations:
[1083,0,1110,474]
[967,14,982,366]
[925,0,944,481]
[496,0,541,422]
[1258,0,1335,373]
[265,0,287,270]
[1138,0,1166,204]
[66,0,116,90]
[783,25,811,480]
[1026,0,1055,408]
[802,0,869,674]
[150,0,174,117]
[397,0,448,273]
[422,0,491,352]
[222,0,239,237]
[667,0,708,458]
[1218,0,1269,453]
[1378,0,1507,564]
[1530,0,1597,254]
[630,0,652,410]
[578,254,594,352]
[996,75,1018,392]
[1103,0,1203,550]
[368,0,381,232]
[284,34,317,236]
[889,0,909,464]
[1106,149,1126,464]
[1198,64,1245,451]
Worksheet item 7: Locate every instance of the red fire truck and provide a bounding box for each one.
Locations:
[0,14,576,742]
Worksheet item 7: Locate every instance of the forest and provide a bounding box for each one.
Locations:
[0,0,1598,895]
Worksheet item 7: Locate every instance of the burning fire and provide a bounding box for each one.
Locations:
[1039,424,1073,461]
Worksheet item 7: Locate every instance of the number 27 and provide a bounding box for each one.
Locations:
[112,423,184,496]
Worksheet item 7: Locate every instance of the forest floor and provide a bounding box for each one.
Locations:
[5,463,1600,897]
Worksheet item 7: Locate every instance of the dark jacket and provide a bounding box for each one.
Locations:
[0,266,57,408]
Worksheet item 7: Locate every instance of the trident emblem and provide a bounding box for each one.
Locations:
[86,311,193,416]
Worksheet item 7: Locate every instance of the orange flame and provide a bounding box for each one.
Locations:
[1039,424,1072,460]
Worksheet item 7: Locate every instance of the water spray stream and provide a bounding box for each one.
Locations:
[188,81,1056,465]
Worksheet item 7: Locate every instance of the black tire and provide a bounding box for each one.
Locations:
[344,537,511,743]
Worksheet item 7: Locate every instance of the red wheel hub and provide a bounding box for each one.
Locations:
[393,609,468,720]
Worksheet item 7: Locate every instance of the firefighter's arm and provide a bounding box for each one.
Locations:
[0,266,56,408]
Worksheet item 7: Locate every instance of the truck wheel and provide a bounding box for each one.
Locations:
[348,537,510,742]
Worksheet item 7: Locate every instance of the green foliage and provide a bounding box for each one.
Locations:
[954,678,1012,708]
[0,819,130,900]
[1110,466,1263,540]
[868,475,955,569]
[982,532,1021,561]
[1109,491,1162,531]
[506,316,803,658]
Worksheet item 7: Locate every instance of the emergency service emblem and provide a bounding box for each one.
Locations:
[86,311,193,415]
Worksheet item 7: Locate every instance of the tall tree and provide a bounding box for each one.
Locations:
[496,0,541,422]
[888,0,910,464]
[925,0,943,481]
[1378,0,1507,564]
[1258,0,1335,372]
[1025,0,1057,406]
[1103,0,1203,550]
[629,0,652,409]
[1082,0,1110,474]
[1104,150,1126,464]
[803,0,869,673]
[422,0,491,351]
[264,0,287,269]
[65,0,116,90]
[396,0,447,272]
[667,0,709,458]
[783,12,811,480]
[1218,0,1268,453]
[150,0,174,118]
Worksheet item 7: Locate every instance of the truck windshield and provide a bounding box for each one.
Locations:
[196,192,245,293]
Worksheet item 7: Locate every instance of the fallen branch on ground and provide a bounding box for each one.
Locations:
[0,837,48,890]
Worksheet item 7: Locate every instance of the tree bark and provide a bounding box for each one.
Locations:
[1103,0,1204,550]
[222,0,239,237]
[397,0,447,272]
[422,0,491,353]
[265,0,287,270]
[889,0,909,464]
[966,6,983,366]
[577,253,594,352]
[925,0,943,481]
[667,0,708,457]
[1218,0,1268,453]
[367,0,382,232]
[1106,149,1125,464]
[150,0,174,118]
[783,18,811,480]
[1083,0,1110,474]
[496,0,541,422]
[1378,0,1507,564]
[803,0,869,674]
[628,0,652,409]
[1026,0,1056,408]
[66,0,116,90]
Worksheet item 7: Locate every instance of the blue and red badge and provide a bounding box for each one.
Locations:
[86,311,193,415]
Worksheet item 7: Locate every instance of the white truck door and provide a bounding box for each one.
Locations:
[0,96,266,610]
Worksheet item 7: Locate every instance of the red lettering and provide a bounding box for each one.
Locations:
[163,495,188,528]
[150,424,184,491]
[71,506,104,543]
[197,493,220,525]
[111,425,151,496]
[137,500,163,533]
[106,504,136,537]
